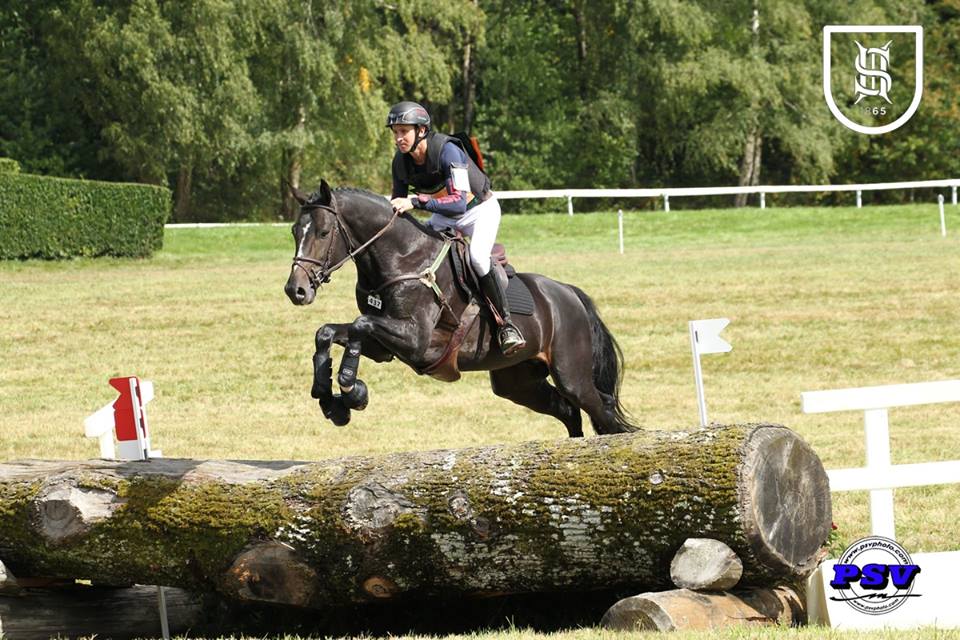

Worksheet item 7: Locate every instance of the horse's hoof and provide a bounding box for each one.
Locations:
[322,396,351,426]
[341,380,368,411]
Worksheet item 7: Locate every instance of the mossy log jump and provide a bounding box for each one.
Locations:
[0,423,831,609]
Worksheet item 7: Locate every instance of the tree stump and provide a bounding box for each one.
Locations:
[0,423,831,609]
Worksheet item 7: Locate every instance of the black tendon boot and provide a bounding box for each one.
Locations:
[479,270,526,355]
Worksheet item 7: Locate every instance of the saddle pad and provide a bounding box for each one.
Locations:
[506,275,536,316]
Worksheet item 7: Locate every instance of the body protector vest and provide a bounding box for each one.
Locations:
[392,132,491,208]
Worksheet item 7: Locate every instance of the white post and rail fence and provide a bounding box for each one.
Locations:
[801,379,960,540]
[494,177,960,215]
[166,178,960,228]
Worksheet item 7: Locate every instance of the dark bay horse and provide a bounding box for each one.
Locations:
[283,180,637,437]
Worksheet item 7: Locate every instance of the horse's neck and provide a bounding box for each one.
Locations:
[345,203,440,285]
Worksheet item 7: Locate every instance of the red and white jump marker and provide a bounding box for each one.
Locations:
[83,376,169,638]
[84,376,161,460]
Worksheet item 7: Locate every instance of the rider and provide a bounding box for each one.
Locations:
[386,100,525,356]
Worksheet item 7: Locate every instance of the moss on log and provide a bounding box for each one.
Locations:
[0,424,831,609]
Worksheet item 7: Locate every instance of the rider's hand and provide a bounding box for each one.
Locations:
[391,197,415,213]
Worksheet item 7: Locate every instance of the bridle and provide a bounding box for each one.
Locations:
[290,197,459,325]
[291,200,402,290]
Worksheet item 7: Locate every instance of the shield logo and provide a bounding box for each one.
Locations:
[823,25,923,135]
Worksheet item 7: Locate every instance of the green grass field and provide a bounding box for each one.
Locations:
[2,203,959,639]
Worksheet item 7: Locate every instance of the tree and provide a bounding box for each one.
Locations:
[0,2,120,179]
[2,0,956,218]
[473,1,582,193]
[631,1,841,197]
[245,0,483,218]
[56,1,262,220]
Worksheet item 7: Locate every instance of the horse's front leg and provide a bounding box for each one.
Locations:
[312,323,352,426]
[336,333,369,412]
[336,314,429,412]
[359,338,395,363]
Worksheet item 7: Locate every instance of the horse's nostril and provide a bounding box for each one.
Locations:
[285,280,308,304]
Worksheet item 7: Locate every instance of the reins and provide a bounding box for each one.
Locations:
[291,201,402,289]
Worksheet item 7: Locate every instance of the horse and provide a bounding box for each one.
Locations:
[283,180,637,437]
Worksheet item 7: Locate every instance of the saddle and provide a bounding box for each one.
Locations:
[419,231,535,382]
[444,232,535,316]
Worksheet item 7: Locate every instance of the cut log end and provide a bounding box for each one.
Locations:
[670,538,743,591]
[31,485,122,544]
[363,575,399,599]
[601,586,805,632]
[222,542,317,607]
[738,425,832,580]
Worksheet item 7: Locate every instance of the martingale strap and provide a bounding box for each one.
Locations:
[364,237,455,316]
[419,237,453,299]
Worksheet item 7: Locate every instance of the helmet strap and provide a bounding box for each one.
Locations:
[409,126,428,156]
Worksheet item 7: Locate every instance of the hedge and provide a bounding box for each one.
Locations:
[0,158,20,173]
[0,172,171,259]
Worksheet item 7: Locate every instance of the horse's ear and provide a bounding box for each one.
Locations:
[289,185,308,206]
[318,179,333,205]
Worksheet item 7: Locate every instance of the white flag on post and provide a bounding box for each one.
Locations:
[691,318,732,355]
[690,318,732,426]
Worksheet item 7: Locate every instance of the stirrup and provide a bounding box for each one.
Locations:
[498,324,525,355]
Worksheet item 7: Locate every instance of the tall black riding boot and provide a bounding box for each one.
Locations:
[479,270,526,355]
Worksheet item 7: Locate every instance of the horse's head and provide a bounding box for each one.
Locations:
[285,179,349,306]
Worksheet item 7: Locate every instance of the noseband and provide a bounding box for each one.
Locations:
[291,201,402,290]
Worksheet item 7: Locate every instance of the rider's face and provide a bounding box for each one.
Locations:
[391,124,422,153]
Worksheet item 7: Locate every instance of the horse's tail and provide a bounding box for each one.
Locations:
[569,285,639,433]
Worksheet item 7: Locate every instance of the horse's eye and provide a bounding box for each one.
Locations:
[319,230,330,238]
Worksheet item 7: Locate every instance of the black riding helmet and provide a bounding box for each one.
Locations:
[386,101,431,128]
[386,101,431,155]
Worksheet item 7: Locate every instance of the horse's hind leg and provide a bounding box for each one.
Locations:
[548,342,624,435]
[490,361,583,438]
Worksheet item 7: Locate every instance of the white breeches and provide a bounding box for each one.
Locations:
[426,195,501,276]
